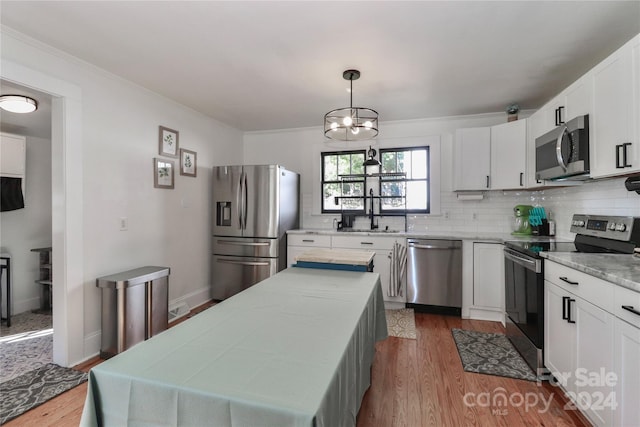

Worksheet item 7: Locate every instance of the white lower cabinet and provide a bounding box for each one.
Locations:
[286,234,331,268]
[544,260,636,427]
[614,318,640,427]
[544,280,577,391]
[469,242,504,322]
[331,235,406,305]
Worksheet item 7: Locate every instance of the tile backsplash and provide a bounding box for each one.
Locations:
[302,177,639,239]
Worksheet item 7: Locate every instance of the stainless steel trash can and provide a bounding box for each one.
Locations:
[97,266,170,358]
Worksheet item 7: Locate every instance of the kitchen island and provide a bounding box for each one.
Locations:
[80,267,387,427]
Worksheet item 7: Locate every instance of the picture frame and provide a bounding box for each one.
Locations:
[153,158,175,189]
[179,148,197,177]
[158,126,179,157]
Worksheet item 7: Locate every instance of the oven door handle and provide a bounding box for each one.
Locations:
[504,248,542,273]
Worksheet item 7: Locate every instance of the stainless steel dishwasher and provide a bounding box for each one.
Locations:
[406,239,462,315]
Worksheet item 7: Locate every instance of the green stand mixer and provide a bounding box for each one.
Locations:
[512,205,533,235]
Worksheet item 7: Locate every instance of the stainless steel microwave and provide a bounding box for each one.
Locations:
[535,114,590,181]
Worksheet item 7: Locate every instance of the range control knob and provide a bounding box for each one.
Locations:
[616,223,627,232]
[576,220,585,227]
[608,223,617,231]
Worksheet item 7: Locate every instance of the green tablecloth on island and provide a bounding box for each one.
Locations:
[80,267,387,427]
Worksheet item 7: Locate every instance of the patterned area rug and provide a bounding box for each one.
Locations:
[451,328,536,381]
[0,363,88,424]
[385,308,416,339]
[1,312,53,383]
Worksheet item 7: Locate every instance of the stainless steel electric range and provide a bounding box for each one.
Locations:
[503,214,640,375]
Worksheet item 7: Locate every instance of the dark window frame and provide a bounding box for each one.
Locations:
[378,146,430,214]
[321,150,367,214]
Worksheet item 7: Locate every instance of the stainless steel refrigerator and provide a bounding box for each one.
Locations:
[211,165,299,300]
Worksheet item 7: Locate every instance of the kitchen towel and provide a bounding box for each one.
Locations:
[388,241,407,297]
[0,177,24,212]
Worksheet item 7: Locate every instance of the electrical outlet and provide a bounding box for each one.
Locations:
[444,211,450,219]
[120,217,128,231]
[472,212,478,221]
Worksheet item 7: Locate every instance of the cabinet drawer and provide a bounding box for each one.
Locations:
[287,234,331,247]
[331,235,400,250]
[545,261,614,312]
[614,286,640,329]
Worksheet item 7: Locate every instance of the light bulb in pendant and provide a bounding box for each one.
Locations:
[351,126,360,135]
[330,122,338,130]
[364,121,372,129]
[343,116,353,126]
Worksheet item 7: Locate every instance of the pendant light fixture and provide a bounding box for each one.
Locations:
[363,146,381,167]
[324,69,378,141]
[0,95,38,113]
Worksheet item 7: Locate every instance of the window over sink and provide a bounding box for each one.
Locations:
[320,146,430,215]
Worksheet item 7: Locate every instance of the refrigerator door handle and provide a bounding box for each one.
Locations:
[216,240,270,247]
[242,172,248,230]
[237,172,244,230]
[216,258,271,267]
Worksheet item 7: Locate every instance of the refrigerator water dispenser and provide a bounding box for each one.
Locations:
[216,202,232,226]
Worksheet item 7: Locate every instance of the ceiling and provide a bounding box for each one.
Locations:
[0,81,52,139]
[1,1,639,133]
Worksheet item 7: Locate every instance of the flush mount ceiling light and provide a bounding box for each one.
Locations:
[324,69,378,141]
[0,95,38,113]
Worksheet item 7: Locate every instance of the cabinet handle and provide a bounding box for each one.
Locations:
[486,175,490,189]
[622,142,632,168]
[302,239,315,243]
[567,298,576,324]
[562,296,569,320]
[616,144,623,168]
[555,108,559,126]
[519,172,524,187]
[622,305,640,317]
[559,276,579,285]
[360,242,374,245]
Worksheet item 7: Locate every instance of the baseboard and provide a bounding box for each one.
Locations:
[169,286,211,315]
[468,307,505,323]
[11,296,41,315]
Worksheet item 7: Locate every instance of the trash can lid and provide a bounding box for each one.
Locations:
[96,266,170,289]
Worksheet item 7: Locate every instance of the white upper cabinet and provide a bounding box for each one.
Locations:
[564,75,593,121]
[454,120,527,191]
[490,119,527,189]
[453,127,491,191]
[590,35,638,178]
[0,132,26,178]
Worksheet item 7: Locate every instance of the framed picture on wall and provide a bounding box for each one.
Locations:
[158,126,179,157]
[154,158,175,189]
[179,148,197,177]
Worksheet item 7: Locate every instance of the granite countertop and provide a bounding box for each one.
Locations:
[287,228,563,244]
[540,252,640,293]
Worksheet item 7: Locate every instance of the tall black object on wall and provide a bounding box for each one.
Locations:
[0,177,24,211]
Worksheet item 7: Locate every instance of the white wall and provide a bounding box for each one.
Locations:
[2,29,244,363]
[0,135,52,314]
[244,114,640,239]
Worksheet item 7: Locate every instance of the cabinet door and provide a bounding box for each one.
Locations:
[490,120,527,189]
[614,318,640,427]
[564,75,592,122]
[544,281,576,393]
[453,127,491,191]
[575,298,615,427]
[472,243,504,310]
[591,41,636,178]
[0,133,26,177]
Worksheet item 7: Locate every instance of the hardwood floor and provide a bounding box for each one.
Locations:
[6,308,590,426]
[357,313,590,427]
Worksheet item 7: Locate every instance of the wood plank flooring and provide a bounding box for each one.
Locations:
[5,308,590,426]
